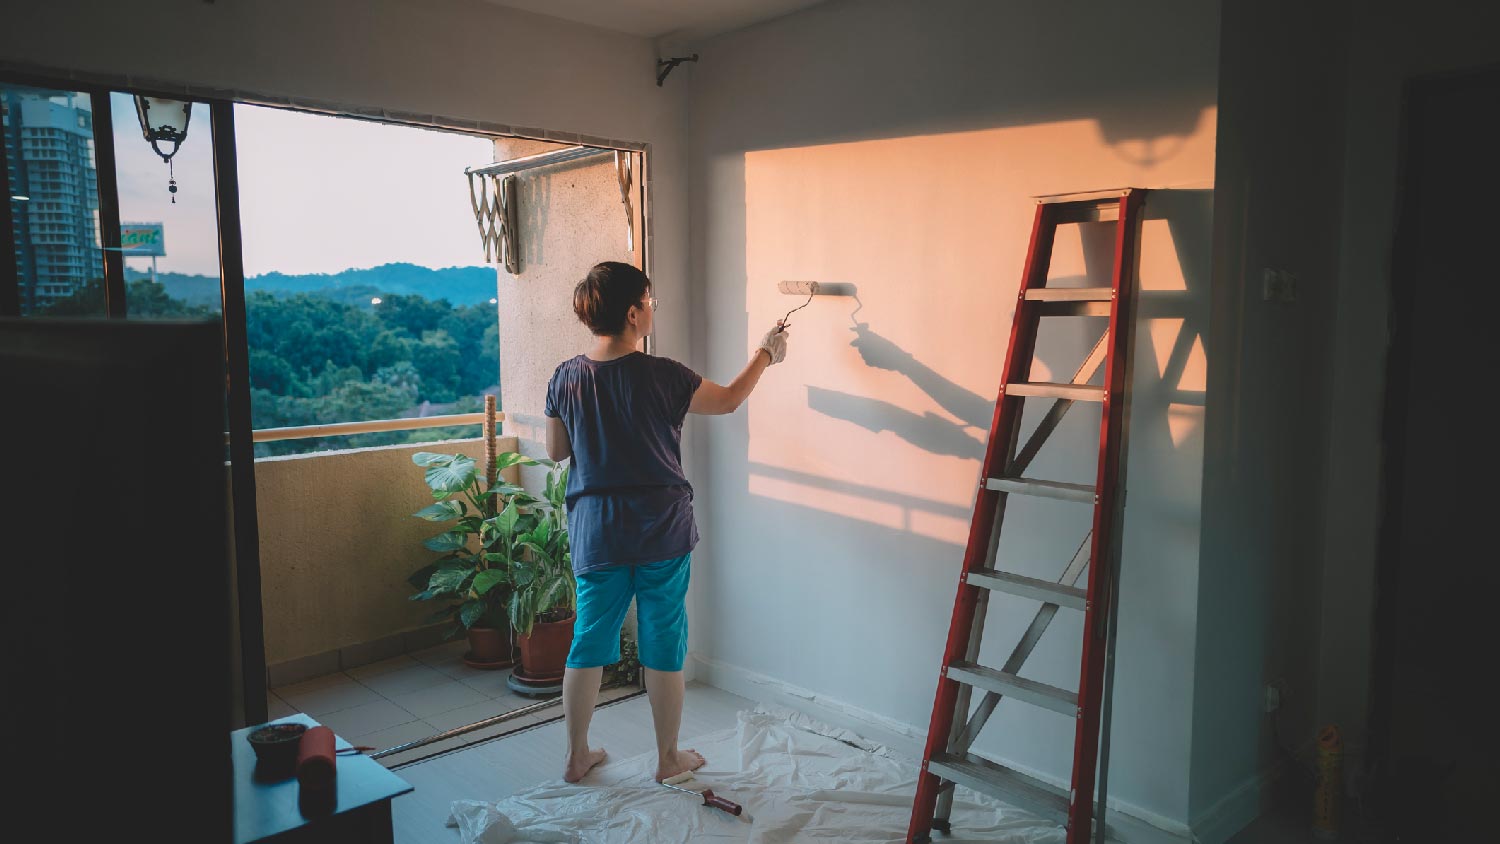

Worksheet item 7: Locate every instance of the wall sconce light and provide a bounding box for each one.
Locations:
[133,96,193,203]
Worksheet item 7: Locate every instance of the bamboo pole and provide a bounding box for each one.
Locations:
[483,396,497,517]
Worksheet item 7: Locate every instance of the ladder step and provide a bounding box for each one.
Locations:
[966,568,1088,610]
[1022,287,1113,302]
[986,476,1096,504]
[927,752,1070,824]
[1006,382,1105,402]
[946,660,1079,716]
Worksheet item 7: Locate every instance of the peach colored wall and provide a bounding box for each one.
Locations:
[687,0,1217,831]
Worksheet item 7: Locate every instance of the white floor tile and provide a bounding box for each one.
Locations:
[345,654,419,681]
[266,693,297,720]
[424,697,533,732]
[386,679,489,719]
[350,719,442,753]
[314,699,417,739]
[409,638,469,666]
[275,672,383,716]
[456,668,518,697]
[355,662,452,698]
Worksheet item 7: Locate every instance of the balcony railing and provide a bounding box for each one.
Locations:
[246,411,506,443]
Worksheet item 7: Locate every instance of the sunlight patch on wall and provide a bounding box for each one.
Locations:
[748,473,904,530]
[1168,404,1205,449]
[1150,318,1187,378]
[910,509,971,545]
[740,109,1217,541]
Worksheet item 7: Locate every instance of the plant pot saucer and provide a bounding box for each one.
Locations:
[462,651,516,670]
[507,665,565,697]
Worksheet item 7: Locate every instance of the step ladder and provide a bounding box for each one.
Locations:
[907,188,1146,844]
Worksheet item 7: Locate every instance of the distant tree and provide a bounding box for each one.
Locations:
[374,361,423,396]
[367,329,414,373]
[377,294,450,339]
[411,329,462,403]
[249,349,299,395]
[33,278,214,319]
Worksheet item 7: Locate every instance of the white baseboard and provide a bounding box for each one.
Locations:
[690,652,1195,844]
[1188,766,1276,844]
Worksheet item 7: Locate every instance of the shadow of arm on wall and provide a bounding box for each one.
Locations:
[808,385,983,461]
[847,323,994,429]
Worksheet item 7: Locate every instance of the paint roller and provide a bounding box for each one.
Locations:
[660,771,746,818]
[775,280,818,332]
[775,280,859,333]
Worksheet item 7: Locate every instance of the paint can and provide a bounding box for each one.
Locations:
[1312,724,1341,839]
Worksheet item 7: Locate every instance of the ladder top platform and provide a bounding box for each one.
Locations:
[1033,188,1137,204]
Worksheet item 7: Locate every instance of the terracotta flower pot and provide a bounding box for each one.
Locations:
[517,612,576,681]
[464,625,516,669]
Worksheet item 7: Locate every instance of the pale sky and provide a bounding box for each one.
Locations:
[111,97,494,278]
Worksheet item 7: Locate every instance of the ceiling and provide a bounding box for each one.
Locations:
[482,0,830,40]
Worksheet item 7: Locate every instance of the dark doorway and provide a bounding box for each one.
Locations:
[1370,62,1500,842]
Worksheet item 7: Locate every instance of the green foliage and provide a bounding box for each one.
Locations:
[36,271,501,458]
[240,289,502,457]
[604,632,641,687]
[408,451,573,641]
[35,277,218,319]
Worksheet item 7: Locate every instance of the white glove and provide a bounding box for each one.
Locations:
[758,322,789,365]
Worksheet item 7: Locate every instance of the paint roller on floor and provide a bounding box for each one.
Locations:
[659,771,747,819]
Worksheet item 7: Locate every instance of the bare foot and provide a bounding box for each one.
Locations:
[564,747,608,783]
[654,748,706,782]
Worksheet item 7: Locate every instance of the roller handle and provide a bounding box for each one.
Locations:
[700,789,742,816]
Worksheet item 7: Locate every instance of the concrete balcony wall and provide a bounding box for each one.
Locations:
[252,436,518,679]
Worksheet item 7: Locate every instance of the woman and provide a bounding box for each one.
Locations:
[545,261,789,783]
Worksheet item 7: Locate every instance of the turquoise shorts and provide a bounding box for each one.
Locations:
[567,553,691,671]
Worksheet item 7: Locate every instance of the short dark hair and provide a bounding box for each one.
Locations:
[573,261,651,336]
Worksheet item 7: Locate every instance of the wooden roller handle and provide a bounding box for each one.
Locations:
[700,789,742,816]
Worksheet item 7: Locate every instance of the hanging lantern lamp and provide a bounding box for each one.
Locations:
[133,96,192,203]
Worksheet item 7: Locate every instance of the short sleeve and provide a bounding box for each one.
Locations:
[544,364,563,418]
[659,357,702,425]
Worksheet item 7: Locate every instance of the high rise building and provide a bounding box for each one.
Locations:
[2,86,102,313]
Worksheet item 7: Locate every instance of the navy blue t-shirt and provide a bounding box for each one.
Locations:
[544,352,703,574]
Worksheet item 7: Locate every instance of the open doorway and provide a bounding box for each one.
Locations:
[1369,62,1500,842]
[2,67,651,763]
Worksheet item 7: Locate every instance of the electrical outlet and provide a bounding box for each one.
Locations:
[1261,268,1298,303]
[1264,679,1286,713]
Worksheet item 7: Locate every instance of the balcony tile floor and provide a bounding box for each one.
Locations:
[268,637,639,768]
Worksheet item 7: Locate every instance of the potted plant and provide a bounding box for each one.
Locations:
[407,449,556,668]
[506,459,576,682]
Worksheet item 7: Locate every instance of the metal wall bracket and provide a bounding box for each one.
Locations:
[656,54,699,86]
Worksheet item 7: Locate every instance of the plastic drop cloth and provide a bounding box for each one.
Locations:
[446,704,1065,844]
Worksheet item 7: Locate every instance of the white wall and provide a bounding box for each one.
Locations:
[685,0,1218,833]
[1194,2,1348,839]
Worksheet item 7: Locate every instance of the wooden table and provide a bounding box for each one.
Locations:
[232,713,413,843]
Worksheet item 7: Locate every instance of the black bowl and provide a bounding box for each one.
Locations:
[247,722,307,773]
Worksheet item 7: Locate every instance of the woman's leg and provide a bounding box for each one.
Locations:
[632,554,702,781]
[562,565,633,782]
[562,666,605,782]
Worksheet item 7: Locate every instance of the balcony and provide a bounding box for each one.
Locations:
[246,422,642,767]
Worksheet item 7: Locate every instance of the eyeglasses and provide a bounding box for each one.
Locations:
[647,296,659,312]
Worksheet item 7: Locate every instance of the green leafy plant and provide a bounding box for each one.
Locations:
[507,459,575,637]
[604,632,641,687]
[406,450,573,640]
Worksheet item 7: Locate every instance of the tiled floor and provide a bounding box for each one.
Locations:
[268,637,640,768]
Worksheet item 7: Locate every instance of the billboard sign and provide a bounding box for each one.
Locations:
[119,223,165,257]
